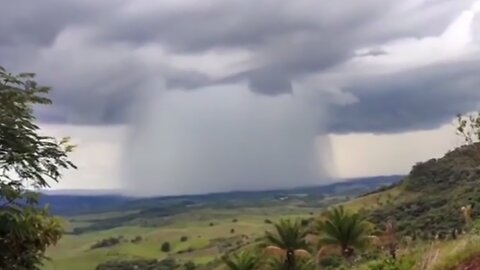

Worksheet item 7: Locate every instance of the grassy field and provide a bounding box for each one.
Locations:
[43,206,317,270]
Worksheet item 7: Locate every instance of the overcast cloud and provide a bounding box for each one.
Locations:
[1,0,479,132]
[2,0,480,194]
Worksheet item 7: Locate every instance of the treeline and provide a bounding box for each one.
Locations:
[95,258,195,270]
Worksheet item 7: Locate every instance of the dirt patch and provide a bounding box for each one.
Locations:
[452,256,480,270]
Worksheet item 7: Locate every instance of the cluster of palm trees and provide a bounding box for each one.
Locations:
[223,206,385,270]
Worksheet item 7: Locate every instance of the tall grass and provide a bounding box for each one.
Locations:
[429,236,480,270]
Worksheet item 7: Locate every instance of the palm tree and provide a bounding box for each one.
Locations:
[266,256,315,270]
[264,219,311,270]
[317,206,372,258]
[223,251,261,270]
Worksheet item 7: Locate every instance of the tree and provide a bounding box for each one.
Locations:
[456,112,480,144]
[264,219,311,270]
[266,256,315,270]
[317,206,372,258]
[0,66,76,269]
[184,261,196,270]
[223,251,261,270]
[161,241,171,252]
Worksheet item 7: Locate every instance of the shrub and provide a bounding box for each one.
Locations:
[365,257,414,270]
[232,218,238,223]
[230,229,235,234]
[96,258,179,270]
[130,236,142,243]
[180,236,188,242]
[472,219,480,234]
[318,256,343,269]
[91,237,121,249]
[184,261,196,270]
[264,219,272,224]
[161,242,171,252]
[300,218,310,227]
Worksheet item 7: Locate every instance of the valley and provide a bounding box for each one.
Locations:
[42,176,400,269]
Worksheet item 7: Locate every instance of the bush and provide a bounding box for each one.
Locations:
[180,236,188,242]
[96,258,178,270]
[472,219,480,234]
[300,218,310,227]
[91,237,121,249]
[161,241,171,252]
[318,256,343,269]
[184,261,196,270]
[130,236,142,243]
[232,218,238,223]
[264,219,272,224]
[365,257,414,270]
[230,228,235,234]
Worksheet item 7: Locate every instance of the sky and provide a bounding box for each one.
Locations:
[1,0,480,195]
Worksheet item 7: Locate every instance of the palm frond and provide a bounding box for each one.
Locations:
[317,206,372,256]
[223,251,261,270]
[264,219,309,251]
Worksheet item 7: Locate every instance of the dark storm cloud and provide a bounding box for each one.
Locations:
[96,0,475,94]
[0,0,104,46]
[0,0,478,133]
[99,0,470,51]
[328,60,480,133]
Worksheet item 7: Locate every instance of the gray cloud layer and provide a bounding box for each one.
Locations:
[329,60,480,133]
[1,0,479,133]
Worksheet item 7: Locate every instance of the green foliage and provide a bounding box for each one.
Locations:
[265,256,315,270]
[370,142,480,236]
[473,219,480,234]
[180,235,188,242]
[91,237,122,249]
[0,66,76,269]
[183,261,196,270]
[300,218,310,227]
[161,241,171,252]
[318,206,372,257]
[96,258,178,270]
[430,236,480,270]
[364,257,414,270]
[130,235,142,243]
[456,112,480,145]
[318,255,345,269]
[264,219,309,251]
[223,251,261,270]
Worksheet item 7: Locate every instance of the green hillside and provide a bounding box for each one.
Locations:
[367,143,480,237]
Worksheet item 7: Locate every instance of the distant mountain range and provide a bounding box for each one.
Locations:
[40,175,403,216]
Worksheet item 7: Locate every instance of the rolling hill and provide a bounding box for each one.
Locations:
[364,143,480,237]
